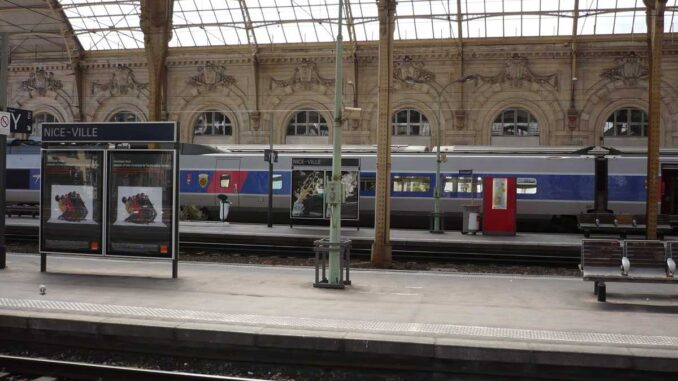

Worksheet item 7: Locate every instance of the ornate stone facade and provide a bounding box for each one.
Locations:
[6,38,678,147]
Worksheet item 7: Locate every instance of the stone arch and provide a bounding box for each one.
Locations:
[172,81,249,143]
[580,79,678,146]
[12,88,75,123]
[91,97,148,122]
[469,81,563,145]
[262,83,334,144]
[177,97,245,144]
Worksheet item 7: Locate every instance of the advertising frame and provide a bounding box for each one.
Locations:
[39,122,180,277]
[39,148,106,257]
[105,149,178,260]
[290,157,361,222]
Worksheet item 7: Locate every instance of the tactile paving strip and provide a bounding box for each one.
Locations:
[1,297,677,348]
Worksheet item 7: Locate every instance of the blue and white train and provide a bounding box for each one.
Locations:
[6,141,678,231]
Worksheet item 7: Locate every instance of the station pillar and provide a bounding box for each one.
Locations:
[371,0,396,267]
[0,32,8,269]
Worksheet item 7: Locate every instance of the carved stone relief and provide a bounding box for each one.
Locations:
[600,52,648,86]
[249,111,261,131]
[271,59,334,90]
[91,65,148,97]
[21,69,63,97]
[393,56,435,84]
[477,54,558,89]
[188,62,237,91]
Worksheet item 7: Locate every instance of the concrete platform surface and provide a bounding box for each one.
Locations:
[6,216,586,247]
[0,253,677,356]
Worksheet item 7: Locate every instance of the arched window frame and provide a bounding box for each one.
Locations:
[193,110,234,137]
[603,108,648,137]
[32,112,58,140]
[491,108,539,136]
[108,111,140,122]
[286,110,329,137]
[391,109,430,136]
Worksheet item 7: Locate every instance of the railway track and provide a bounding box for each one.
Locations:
[0,354,271,381]
[5,225,580,265]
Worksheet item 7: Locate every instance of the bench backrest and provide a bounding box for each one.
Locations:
[632,214,671,226]
[615,214,633,225]
[667,241,678,259]
[624,240,666,267]
[581,239,622,268]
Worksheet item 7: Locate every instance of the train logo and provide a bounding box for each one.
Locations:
[198,173,209,189]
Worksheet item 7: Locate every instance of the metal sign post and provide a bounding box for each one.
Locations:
[0,32,9,270]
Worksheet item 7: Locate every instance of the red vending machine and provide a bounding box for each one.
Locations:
[482,176,517,235]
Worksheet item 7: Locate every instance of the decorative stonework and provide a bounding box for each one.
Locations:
[91,65,148,97]
[454,110,466,130]
[188,62,237,91]
[477,54,558,89]
[271,59,334,90]
[21,69,63,97]
[249,111,261,131]
[567,107,579,130]
[393,56,435,84]
[600,52,648,86]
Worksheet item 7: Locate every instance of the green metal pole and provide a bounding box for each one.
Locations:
[328,0,344,285]
[432,91,443,233]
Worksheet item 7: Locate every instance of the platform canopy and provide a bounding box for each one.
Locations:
[1,1,678,52]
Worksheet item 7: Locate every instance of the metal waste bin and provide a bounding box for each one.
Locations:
[462,204,481,234]
[217,194,231,222]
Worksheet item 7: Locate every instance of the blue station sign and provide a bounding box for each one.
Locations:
[41,122,177,143]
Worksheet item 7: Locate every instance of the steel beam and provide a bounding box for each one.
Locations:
[140,0,173,121]
[371,0,396,267]
[644,0,668,240]
[0,32,8,269]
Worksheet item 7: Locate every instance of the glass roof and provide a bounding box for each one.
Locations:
[56,0,678,50]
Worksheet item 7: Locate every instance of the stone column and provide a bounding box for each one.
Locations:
[371,0,396,267]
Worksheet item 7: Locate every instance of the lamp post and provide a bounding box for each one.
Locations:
[429,75,477,234]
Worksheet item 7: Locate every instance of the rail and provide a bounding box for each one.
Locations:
[0,354,271,381]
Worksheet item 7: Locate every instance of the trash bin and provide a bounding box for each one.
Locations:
[462,204,481,235]
[217,194,231,222]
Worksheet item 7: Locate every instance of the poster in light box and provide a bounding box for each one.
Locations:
[114,186,165,227]
[48,185,96,224]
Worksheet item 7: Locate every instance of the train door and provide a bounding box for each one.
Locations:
[661,165,678,215]
[216,159,241,207]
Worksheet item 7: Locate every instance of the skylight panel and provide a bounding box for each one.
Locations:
[59,0,143,50]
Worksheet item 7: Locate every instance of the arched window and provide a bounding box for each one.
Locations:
[492,108,539,136]
[32,112,58,140]
[604,108,648,137]
[108,111,139,122]
[391,109,430,136]
[286,111,328,137]
[193,111,233,137]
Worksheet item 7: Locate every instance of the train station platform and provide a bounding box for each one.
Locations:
[0,253,677,378]
[6,217,584,263]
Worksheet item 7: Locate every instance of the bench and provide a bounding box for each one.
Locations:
[578,213,672,239]
[581,239,678,302]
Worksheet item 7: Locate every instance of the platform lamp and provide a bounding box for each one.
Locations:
[419,75,478,234]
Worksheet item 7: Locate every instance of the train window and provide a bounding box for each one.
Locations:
[273,174,283,190]
[360,176,376,192]
[517,178,537,194]
[393,176,430,192]
[444,176,483,193]
[193,111,233,136]
[286,111,329,136]
[492,108,539,136]
[220,174,231,188]
[391,109,430,136]
[604,108,648,137]
[108,111,140,122]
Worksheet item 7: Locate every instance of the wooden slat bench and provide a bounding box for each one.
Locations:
[581,239,678,302]
[578,214,616,238]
